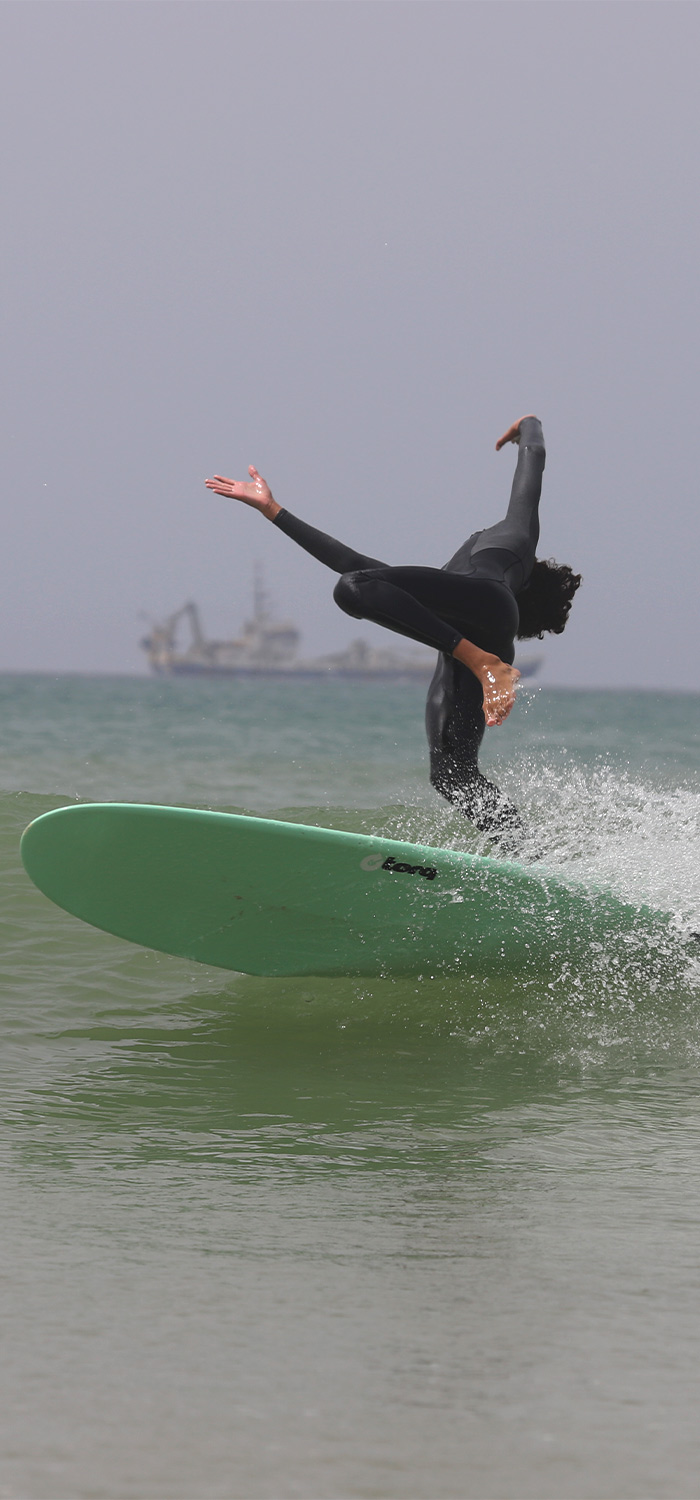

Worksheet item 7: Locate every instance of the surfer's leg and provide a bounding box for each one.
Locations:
[332,566,480,656]
[332,566,517,660]
[425,677,523,838]
[430,747,523,837]
[272,509,389,575]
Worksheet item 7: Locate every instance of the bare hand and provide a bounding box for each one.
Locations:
[495,415,538,452]
[204,466,280,520]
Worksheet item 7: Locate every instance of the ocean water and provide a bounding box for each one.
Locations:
[1,671,700,1500]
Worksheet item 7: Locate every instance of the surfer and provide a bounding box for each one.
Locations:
[205,416,581,843]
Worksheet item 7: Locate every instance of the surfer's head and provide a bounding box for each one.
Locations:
[515,559,582,640]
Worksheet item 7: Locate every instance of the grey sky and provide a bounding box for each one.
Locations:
[2,0,698,687]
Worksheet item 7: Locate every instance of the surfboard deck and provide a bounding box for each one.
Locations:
[19,803,667,978]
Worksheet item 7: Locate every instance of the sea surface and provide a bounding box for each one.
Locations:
[1,671,700,1500]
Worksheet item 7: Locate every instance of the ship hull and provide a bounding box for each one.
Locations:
[151,660,541,681]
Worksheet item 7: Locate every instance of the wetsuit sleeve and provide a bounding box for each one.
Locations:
[272,509,389,575]
[469,417,546,590]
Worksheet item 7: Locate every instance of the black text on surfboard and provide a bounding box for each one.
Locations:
[382,856,437,880]
[359,852,437,881]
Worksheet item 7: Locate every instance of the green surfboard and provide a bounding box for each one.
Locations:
[19,803,669,978]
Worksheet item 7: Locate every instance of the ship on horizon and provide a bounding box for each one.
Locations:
[140,570,542,682]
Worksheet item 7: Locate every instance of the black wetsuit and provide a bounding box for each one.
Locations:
[273,417,546,836]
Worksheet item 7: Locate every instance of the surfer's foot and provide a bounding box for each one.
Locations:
[452,641,520,726]
[481,659,520,726]
[205,466,281,521]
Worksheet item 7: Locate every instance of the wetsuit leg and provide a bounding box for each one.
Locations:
[335,568,518,660]
[332,568,466,655]
[429,741,523,837]
[425,660,522,837]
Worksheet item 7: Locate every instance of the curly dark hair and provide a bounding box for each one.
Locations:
[515,558,582,640]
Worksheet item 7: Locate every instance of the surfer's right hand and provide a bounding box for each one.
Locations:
[205,466,281,521]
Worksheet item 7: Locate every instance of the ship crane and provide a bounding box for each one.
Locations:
[140,601,209,672]
[168,601,206,651]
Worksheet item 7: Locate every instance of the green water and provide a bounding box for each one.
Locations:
[1,674,699,1499]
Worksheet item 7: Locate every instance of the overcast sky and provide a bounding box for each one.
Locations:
[2,0,699,686]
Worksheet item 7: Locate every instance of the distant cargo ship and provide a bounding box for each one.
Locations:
[140,572,542,682]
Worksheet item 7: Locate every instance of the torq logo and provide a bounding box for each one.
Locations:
[360,853,437,881]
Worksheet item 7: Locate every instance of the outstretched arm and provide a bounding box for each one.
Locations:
[205,466,389,573]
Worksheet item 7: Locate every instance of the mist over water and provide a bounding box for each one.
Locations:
[2,673,700,1498]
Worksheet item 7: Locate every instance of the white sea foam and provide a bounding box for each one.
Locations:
[512,761,700,924]
[385,758,700,928]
